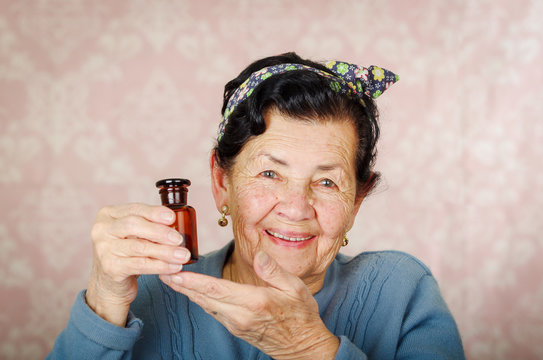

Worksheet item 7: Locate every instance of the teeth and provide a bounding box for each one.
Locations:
[266,230,313,242]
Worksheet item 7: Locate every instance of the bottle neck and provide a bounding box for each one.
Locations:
[159,187,188,206]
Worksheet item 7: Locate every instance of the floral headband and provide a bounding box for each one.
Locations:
[217,60,399,141]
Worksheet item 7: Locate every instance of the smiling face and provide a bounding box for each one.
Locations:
[212,107,364,293]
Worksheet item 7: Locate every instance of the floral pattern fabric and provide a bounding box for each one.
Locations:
[217,62,398,141]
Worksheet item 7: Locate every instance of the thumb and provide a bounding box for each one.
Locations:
[253,251,305,294]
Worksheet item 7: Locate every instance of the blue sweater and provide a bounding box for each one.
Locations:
[47,241,465,359]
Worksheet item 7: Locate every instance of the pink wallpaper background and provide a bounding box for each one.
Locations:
[0,0,542,358]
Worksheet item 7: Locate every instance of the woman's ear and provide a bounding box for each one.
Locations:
[210,151,229,211]
[346,172,376,231]
[346,192,365,231]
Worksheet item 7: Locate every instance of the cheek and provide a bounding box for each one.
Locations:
[230,181,278,227]
[316,198,355,237]
[230,183,279,264]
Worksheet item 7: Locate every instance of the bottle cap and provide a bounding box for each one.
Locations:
[155,178,191,188]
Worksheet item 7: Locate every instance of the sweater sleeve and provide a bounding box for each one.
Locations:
[397,275,465,360]
[46,290,143,360]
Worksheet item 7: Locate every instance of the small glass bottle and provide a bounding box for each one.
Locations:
[156,178,198,263]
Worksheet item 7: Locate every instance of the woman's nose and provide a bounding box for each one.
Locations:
[276,181,315,222]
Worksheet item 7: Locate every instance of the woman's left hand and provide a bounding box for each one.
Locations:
[159,251,339,360]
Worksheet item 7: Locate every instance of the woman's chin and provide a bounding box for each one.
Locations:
[262,236,318,278]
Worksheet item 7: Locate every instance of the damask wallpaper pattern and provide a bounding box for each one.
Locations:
[0,0,542,359]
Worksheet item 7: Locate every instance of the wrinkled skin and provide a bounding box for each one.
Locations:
[86,203,192,326]
[161,251,339,359]
[162,108,365,358]
[86,108,364,359]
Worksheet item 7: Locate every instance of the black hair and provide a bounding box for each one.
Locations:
[213,52,380,196]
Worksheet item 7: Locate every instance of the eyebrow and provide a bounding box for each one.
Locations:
[260,153,288,166]
[259,153,344,172]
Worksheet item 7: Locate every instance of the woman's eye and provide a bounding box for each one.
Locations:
[260,170,277,178]
[319,178,336,188]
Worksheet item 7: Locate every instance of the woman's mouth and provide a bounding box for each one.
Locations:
[265,230,315,247]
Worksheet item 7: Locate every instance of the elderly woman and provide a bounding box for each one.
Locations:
[48,53,464,359]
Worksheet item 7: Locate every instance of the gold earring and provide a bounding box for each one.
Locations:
[342,235,349,247]
[218,205,229,227]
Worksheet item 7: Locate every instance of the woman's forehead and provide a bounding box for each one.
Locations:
[239,112,358,168]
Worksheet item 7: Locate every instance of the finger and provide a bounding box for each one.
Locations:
[176,285,252,323]
[100,203,176,225]
[108,215,184,245]
[160,274,276,340]
[160,274,222,304]
[103,256,184,279]
[159,274,256,316]
[162,272,261,306]
[253,251,307,294]
[114,238,191,265]
[163,272,234,299]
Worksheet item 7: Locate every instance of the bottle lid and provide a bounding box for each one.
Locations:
[155,178,191,188]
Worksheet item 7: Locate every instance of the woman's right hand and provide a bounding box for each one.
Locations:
[85,203,191,327]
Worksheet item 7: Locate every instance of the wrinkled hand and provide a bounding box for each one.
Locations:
[86,203,192,326]
[160,251,339,359]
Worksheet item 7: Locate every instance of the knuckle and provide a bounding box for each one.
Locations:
[247,298,267,313]
[262,260,279,277]
[131,257,148,273]
[204,281,222,297]
[90,222,102,241]
[127,202,145,217]
[291,280,306,294]
[132,240,149,257]
[123,215,142,232]
[90,221,110,242]
[233,317,254,333]
[192,293,207,305]
[127,202,140,215]
[123,214,138,227]
[97,205,112,218]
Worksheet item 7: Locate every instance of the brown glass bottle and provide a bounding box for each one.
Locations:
[156,178,198,263]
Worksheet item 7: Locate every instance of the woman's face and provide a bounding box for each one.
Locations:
[219,108,363,292]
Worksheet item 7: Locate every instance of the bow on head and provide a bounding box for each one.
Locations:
[218,61,399,141]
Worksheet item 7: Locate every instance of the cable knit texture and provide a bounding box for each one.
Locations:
[47,241,465,359]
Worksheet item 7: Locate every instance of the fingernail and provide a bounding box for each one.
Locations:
[161,211,174,222]
[169,263,182,272]
[168,230,183,245]
[257,251,270,267]
[172,275,183,284]
[174,248,191,262]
